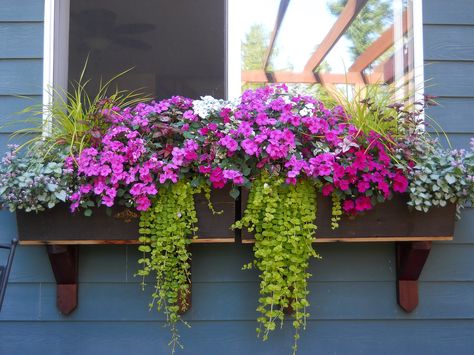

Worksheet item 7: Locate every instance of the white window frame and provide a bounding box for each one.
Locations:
[43,0,425,114]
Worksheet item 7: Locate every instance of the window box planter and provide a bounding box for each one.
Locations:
[16,186,236,245]
[240,191,456,243]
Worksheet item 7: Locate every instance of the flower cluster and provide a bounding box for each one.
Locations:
[70,97,194,211]
[69,85,410,214]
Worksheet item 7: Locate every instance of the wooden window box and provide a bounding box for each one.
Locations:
[16,186,236,245]
[14,189,456,315]
[240,192,456,243]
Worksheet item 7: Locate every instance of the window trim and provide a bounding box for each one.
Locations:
[43,0,425,114]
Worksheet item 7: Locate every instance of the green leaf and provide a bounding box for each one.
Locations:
[54,190,67,202]
[230,187,240,200]
[445,174,456,184]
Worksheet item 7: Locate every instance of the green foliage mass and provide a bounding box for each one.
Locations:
[12,62,149,158]
[234,173,320,354]
[137,180,198,353]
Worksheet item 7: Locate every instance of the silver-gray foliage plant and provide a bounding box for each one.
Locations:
[0,144,73,212]
[408,138,474,216]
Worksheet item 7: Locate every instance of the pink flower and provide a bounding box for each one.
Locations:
[223,169,244,185]
[199,165,212,174]
[135,196,151,211]
[322,184,334,196]
[393,173,408,193]
[237,121,254,137]
[183,110,197,121]
[219,136,238,152]
[210,167,226,188]
[357,181,370,193]
[355,196,372,212]
[343,200,355,213]
[241,139,259,156]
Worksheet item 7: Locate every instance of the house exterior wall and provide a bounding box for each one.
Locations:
[0,1,473,354]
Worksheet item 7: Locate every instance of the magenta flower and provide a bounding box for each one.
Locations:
[241,139,259,156]
[219,136,238,152]
[393,173,408,193]
[355,196,372,212]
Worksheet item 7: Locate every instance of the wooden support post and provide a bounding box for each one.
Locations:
[46,245,78,315]
[396,241,432,313]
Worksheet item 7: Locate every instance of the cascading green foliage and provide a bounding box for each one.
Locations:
[331,193,343,230]
[137,180,198,353]
[234,173,320,354]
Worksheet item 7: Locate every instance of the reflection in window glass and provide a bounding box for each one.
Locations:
[236,0,416,98]
[69,0,225,99]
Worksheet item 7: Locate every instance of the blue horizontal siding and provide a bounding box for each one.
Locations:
[426,97,474,133]
[0,320,473,355]
[425,62,474,97]
[0,95,41,133]
[0,23,43,58]
[0,59,43,95]
[1,281,474,322]
[0,0,44,22]
[424,0,474,25]
[424,25,474,61]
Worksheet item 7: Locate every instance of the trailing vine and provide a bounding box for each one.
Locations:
[137,180,198,353]
[331,193,342,230]
[234,173,320,354]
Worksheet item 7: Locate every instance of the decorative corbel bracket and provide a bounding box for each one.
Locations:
[396,241,432,312]
[46,245,78,315]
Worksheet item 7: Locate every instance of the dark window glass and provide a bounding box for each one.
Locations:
[68,0,226,99]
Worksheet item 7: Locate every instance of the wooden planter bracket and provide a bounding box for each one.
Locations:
[46,245,79,315]
[396,241,432,313]
[45,245,193,315]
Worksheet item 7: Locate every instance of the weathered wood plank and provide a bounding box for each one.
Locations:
[0,0,44,22]
[423,0,474,25]
[0,23,43,58]
[0,59,43,95]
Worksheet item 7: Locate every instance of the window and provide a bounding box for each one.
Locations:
[228,0,423,101]
[43,0,423,103]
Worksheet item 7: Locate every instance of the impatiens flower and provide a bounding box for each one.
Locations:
[210,167,226,188]
[223,169,244,185]
[135,195,151,211]
[355,196,372,212]
[237,121,254,138]
[357,181,370,193]
[393,173,408,193]
[321,184,334,196]
[183,110,197,121]
[343,200,355,213]
[219,136,238,152]
[241,139,259,156]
